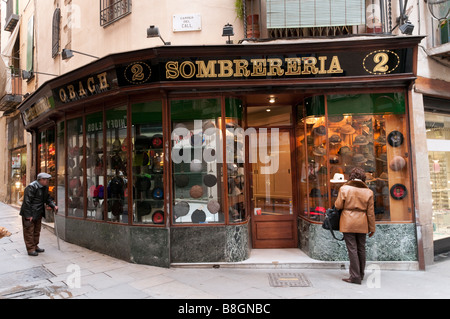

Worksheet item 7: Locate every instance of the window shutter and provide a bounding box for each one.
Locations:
[267,0,365,29]
[52,8,61,59]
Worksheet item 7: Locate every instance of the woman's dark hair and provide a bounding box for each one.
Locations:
[349,167,366,182]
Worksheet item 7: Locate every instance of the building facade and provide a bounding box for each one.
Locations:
[1,0,449,269]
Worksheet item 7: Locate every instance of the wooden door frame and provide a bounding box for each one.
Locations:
[248,127,298,249]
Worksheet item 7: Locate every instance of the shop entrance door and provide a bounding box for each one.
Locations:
[249,129,297,248]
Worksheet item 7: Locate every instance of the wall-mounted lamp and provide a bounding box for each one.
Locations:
[399,21,414,35]
[147,25,171,45]
[61,49,99,60]
[22,70,58,80]
[222,23,234,44]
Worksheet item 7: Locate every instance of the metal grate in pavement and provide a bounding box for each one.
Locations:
[268,273,313,287]
[0,266,55,288]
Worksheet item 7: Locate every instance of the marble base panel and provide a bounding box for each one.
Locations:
[170,223,250,263]
[62,218,170,268]
[298,218,418,261]
[59,217,249,266]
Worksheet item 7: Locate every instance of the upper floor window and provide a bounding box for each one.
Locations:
[265,0,374,38]
[100,0,132,27]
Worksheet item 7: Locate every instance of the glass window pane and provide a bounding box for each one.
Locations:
[226,98,246,223]
[67,118,84,218]
[57,122,65,217]
[426,112,450,241]
[131,101,164,225]
[299,93,412,223]
[86,112,104,220]
[171,99,224,225]
[106,106,128,223]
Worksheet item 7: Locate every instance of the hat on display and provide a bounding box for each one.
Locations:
[330,173,347,183]
[353,135,369,145]
[352,115,372,122]
[387,130,404,147]
[352,154,367,164]
[390,184,407,200]
[313,146,326,156]
[329,134,342,145]
[203,174,217,187]
[376,135,386,144]
[340,124,356,135]
[207,200,221,214]
[175,174,190,188]
[151,135,163,148]
[190,185,204,199]
[136,201,152,220]
[173,201,190,218]
[377,172,388,181]
[338,146,353,156]
[313,125,327,136]
[328,115,344,123]
[203,120,216,134]
[190,159,203,172]
[389,155,406,171]
[191,209,206,223]
[152,210,164,224]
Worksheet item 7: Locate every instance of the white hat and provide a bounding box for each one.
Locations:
[330,173,347,183]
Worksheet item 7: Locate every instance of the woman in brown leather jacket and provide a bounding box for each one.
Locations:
[334,167,375,285]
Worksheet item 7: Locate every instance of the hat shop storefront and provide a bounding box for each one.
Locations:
[19,36,424,267]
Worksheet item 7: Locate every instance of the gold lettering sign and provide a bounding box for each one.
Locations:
[164,56,344,80]
[57,72,111,104]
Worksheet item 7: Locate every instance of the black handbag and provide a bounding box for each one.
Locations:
[322,206,344,241]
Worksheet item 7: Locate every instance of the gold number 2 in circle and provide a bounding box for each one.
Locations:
[131,64,145,82]
[373,52,389,73]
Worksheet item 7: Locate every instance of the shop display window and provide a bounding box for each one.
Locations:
[67,117,84,218]
[171,98,224,225]
[131,101,164,225]
[226,98,246,223]
[298,93,412,223]
[56,122,65,216]
[85,112,104,220]
[425,112,450,241]
[106,106,128,223]
[38,128,56,207]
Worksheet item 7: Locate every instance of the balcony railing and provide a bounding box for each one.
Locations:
[100,0,132,27]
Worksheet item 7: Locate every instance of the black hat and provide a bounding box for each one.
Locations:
[191,209,206,223]
[203,174,217,187]
[387,130,404,147]
[175,174,189,188]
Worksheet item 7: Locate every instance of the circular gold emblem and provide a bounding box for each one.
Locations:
[363,50,400,75]
[124,62,152,84]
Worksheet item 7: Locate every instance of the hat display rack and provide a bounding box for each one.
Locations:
[85,114,105,221]
[302,109,410,222]
[172,118,224,224]
[131,123,166,225]
[67,117,86,219]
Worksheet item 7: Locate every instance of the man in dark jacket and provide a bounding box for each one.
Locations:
[20,173,58,256]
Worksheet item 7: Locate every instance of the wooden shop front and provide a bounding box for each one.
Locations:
[18,36,424,267]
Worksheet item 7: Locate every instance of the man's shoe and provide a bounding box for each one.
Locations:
[342,278,361,285]
[28,251,38,256]
[36,248,45,253]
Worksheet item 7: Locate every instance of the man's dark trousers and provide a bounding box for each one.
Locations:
[22,216,43,253]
